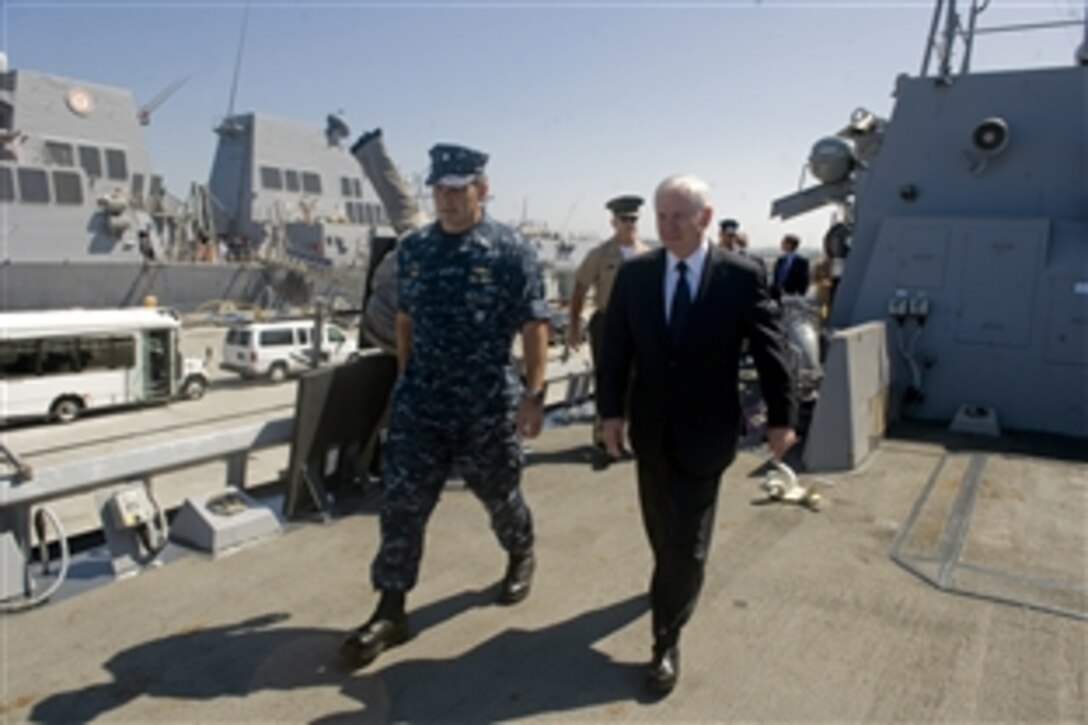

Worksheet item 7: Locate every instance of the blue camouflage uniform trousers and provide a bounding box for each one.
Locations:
[370,215,547,593]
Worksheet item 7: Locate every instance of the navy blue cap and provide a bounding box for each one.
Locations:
[606,195,644,215]
[720,218,739,231]
[425,143,489,187]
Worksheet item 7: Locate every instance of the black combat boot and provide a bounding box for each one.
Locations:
[340,591,409,668]
[645,642,680,695]
[496,551,535,605]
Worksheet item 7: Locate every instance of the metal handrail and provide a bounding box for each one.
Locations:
[0,417,293,509]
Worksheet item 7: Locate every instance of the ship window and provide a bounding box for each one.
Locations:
[301,172,322,194]
[284,169,300,192]
[131,173,144,204]
[78,145,102,178]
[52,170,83,205]
[149,175,163,197]
[260,166,283,191]
[104,149,128,180]
[352,178,362,198]
[365,203,384,225]
[340,177,352,197]
[0,166,13,202]
[44,141,75,167]
[17,167,49,203]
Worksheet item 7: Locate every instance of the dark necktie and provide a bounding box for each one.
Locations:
[670,261,691,346]
[777,256,791,286]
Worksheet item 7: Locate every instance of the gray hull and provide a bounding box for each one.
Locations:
[0,262,366,313]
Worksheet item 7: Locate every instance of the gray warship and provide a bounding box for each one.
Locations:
[774,0,1087,442]
[0,54,391,313]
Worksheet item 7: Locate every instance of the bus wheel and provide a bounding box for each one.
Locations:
[182,376,208,400]
[268,362,288,384]
[51,397,83,424]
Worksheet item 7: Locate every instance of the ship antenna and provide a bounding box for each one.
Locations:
[137,76,190,126]
[225,2,251,120]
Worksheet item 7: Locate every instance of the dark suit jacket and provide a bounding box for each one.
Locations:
[598,246,797,478]
[772,254,810,298]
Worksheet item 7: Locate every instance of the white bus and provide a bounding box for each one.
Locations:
[0,307,210,424]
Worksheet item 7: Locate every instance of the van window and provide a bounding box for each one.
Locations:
[259,329,294,346]
[297,328,309,345]
[327,327,346,344]
[226,328,251,346]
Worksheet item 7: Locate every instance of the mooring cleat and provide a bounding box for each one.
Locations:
[761,461,822,511]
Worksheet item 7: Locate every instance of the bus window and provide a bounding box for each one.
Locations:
[80,335,136,370]
[40,338,82,374]
[0,340,40,378]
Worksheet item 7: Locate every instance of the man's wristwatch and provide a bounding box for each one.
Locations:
[522,388,545,405]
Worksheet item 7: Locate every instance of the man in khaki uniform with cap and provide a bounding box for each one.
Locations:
[567,194,649,465]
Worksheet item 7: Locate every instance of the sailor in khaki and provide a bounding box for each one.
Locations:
[567,195,648,462]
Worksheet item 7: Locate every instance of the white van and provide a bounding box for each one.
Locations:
[220,319,358,382]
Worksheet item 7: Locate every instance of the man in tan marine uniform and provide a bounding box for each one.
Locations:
[567,194,649,467]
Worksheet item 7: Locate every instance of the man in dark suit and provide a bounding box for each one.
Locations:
[771,233,810,299]
[598,174,797,695]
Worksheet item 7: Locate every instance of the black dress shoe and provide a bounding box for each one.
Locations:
[340,614,409,668]
[591,445,613,471]
[497,551,535,605]
[645,645,679,695]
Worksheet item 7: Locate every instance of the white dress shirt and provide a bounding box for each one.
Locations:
[664,240,710,323]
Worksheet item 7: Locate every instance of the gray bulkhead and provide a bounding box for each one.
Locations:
[830,65,1087,436]
[208,112,389,270]
[0,69,158,263]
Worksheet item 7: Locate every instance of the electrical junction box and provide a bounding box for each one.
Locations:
[108,487,155,529]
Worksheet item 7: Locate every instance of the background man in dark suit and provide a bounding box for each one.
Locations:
[598,173,797,695]
[771,233,810,299]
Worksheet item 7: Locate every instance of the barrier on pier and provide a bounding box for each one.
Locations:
[283,351,398,520]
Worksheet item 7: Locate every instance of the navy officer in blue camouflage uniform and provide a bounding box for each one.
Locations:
[341,143,551,668]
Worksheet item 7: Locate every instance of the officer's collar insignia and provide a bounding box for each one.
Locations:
[470,266,493,284]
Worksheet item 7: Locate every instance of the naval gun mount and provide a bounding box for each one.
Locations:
[771,61,1087,441]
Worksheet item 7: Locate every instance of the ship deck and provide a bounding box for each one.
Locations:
[3,412,1086,722]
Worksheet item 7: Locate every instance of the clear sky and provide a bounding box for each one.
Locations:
[2,0,1082,252]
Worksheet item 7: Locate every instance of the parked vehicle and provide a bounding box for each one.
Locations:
[0,307,209,424]
[219,319,358,382]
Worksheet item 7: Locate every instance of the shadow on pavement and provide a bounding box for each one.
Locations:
[30,591,649,722]
[323,593,650,723]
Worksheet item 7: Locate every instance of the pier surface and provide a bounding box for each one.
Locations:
[3,414,1085,722]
